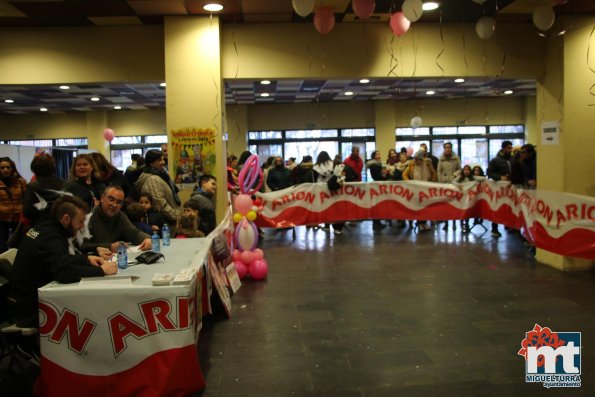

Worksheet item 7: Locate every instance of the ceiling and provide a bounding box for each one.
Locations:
[0,0,590,114]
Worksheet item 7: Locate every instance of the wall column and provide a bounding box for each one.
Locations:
[164,16,226,221]
[86,112,110,158]
[375,102,397,157]
[225,104,248,159]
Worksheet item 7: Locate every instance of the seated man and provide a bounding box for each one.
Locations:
[188,175,217,235]
[11,196,117,328]
[82,186,152,253]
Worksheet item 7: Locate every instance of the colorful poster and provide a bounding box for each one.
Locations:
[170,128,217,183]
[255,181,595,261]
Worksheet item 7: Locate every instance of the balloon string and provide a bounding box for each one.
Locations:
[209,13,220,138]
[364,21,371,78]
[462,33,470,77]
[587,25,595,105]
[231,24,241,139]
[411,28,419,77]
[435,9,445,76]
[387,34,399,77]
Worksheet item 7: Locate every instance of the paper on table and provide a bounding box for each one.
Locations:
[127,245,142,254]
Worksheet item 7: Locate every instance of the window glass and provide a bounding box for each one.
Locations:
[284,141,338,163]
[432,127,458,136]
[55,138,88,147]
[8,139,52,147]
[144,135,168,143]
[111,136,141,144]
[285,129,338,139]
[488,138,524,161]
[458,126,486,135]
[396,127,430,136]
[111,149,143,171]
[341,128,374,137]
[489,125,524,134]
[249,144,283,161]
[460,138,488,171]
[248,131,282,140]
[396,140,430,155]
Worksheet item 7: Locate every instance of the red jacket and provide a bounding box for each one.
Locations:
[343,155,363,181]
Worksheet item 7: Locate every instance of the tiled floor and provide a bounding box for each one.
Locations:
[198,222,595,397]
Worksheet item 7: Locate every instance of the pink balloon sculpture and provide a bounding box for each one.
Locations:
[249,259,268,280]
[234,261,248,279]
[353,0,375,20]
[314,7,335,34]
[103,128,115,142]
[240,249,255,265]
[253,248,264,261]
[232,249,242,262]
[390,12,410,37]
[234,194,253,215]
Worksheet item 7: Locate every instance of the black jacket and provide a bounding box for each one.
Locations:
[22,176,65,226]
[487,150,512,181]
[188,191,216,235]
[10,220,104,327]
[64,178,106,209]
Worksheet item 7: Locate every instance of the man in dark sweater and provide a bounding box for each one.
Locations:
[188,175,217,235]
[83,185,152,253]
[11,196,117,328]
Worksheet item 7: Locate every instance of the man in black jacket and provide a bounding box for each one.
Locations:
[11,196,117,328]
[188,175,217,235]
[487,140,513,237]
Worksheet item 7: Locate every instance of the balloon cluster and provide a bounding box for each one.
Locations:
[232,155,268,280]
[293,0,376,35]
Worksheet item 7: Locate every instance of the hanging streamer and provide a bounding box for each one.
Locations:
[386,35,399,77]
[587,25,595,106]
[209,14,220,138]
[435,10,445,76]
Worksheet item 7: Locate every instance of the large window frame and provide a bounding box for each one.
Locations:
[395,125,525,171]
[110,134,168,171]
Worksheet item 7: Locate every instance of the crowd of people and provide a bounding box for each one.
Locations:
[227,140,537,235]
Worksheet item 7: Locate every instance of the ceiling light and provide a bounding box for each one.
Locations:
[454,78,465,83]
[260,80,271,85]
[203,3,223,12]
[40,107,48,112]
[4,99,14,103]
[504,90,513,95]
[426,90,435,95]
[260,93,270,97]
[359,79,370,84]
[114,106,122,110]
[344,91,354,96]
[422,2,440,11]
[159,82,166,87]
[90,97,100,102]
[59,85,70,90]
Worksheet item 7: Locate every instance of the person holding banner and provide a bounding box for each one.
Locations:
[437,142,461,231]
[366,150,388,230]
[403,151,437,231]
[487,141,513,237]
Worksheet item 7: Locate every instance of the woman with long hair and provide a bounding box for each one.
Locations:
[63,153,106,209]
[0,157,27,252]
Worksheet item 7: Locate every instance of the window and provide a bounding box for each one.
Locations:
[395,124,524,170]
[110,135,167,171]
[7,139,53,147]
[4,138,88,151]
[247,127,376,180]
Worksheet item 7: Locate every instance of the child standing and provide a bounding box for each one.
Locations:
[138,193,165,234]
[176,201,205,238]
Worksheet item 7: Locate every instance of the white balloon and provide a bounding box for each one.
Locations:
[402,0,423,23]
[475,16,496,40]
[410,116,422,129]
[533,6,555,31]
[292,0,315,18]
[472,0,487,4]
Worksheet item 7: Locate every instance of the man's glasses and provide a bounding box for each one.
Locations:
[106,195,124,206]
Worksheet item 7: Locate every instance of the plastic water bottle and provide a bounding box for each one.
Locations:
[162,223,170,247]
[151,231,161,253]
[117,242,128,270]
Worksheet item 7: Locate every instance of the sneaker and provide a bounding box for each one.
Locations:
[333,229,343,235]
[491,230,502,237]
[321,225,330,231]
[17,343,41,366]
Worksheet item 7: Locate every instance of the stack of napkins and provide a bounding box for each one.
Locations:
[172,268,195,285]
[152,273,174,286]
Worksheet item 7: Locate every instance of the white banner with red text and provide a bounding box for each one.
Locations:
[255,181,595,261]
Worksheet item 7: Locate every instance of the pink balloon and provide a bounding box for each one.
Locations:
[249,259,268,280]
[253,248,264,261]
[234,194,253,215]
[353,0,375,20]
[406,147,414,157]
[232,249,242,262]
[103,128,115,142]
[234,261,248,279]
[390,12,410,37]
[241,250,254,265]
[314,7,335,35]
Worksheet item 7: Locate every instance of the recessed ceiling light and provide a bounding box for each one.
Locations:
[159,82,166,87]
[422,2,440,11]
[114,106,122,110]
[359,79,370,84]
[59,85,70,90]
[344,91,354,96]
[40,107,48,112]
[203,3,223,12]
[426,90,436,95]
[260,93,270,97]
[504,90,513,95]
[454,78,465,83]
[90,97,100,102]
[260,80,271,85]
[4,99,14,103]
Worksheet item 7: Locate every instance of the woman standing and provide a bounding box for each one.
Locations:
[64,154,106,209]
[0,157,27,252]
[22,153,64,227]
